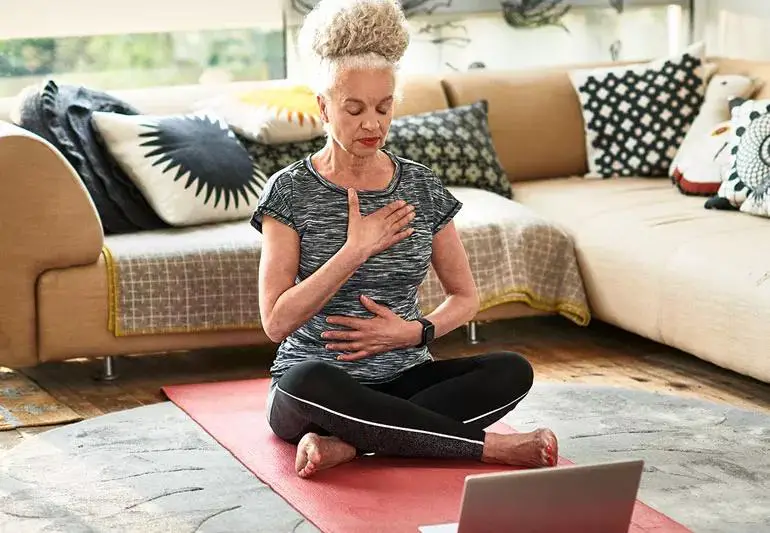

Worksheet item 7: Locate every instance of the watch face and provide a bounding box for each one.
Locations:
[425,322,435,342]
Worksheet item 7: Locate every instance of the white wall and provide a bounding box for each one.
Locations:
[285,3,689,83]
[694,0,770,60]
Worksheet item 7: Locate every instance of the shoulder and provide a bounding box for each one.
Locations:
[261,159,311,198]
[390,152,443,188]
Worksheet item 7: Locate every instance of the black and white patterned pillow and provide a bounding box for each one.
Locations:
[705,98,770,216]
[92,111,267,226]
[241,135,326,178]
[569,42,708,178]
[385,101,512,198]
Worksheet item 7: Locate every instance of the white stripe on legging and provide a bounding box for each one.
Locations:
[462,389,530,424]
[274,385,485,446]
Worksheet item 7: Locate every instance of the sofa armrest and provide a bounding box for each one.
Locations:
[0,121,104,368]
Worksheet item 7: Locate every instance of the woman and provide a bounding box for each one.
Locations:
[251,0,558,479]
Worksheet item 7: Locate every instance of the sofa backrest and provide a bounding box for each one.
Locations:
[5,56,770,184]
[0,74,448,124]
[443,67,592,182]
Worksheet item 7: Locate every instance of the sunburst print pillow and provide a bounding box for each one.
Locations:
[91,111,267,227]
[194,85,325,145]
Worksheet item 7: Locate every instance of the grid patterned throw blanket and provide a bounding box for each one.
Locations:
[104,188,590,336]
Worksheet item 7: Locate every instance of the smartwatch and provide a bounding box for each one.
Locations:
[416,318,435,348]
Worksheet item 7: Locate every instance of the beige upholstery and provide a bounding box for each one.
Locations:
[3,57,770,385]
[37,255,269,361]
[0,123,103,368]
[442,68,589,182]
[513,177,770,383]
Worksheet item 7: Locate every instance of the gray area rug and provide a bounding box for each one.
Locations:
[0,382,768,533]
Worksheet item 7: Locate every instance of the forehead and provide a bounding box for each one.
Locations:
[333,67,395,103]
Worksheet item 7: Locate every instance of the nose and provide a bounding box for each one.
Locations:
[362,113,380,132]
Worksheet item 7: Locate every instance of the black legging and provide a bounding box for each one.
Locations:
[266,352,534,459]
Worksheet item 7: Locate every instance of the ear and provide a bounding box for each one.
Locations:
[317,94,329,123]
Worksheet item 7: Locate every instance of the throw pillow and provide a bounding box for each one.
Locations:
[383,100,512,199]
[240,135,327,178]
[705,98,770,215]
[195,84,325,145]
[11,79,169,234]
[91,111,267,226]
[671,120,734,195]
[569,42,708,178]
[669,73,760,196]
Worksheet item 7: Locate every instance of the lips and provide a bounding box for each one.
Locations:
[358,137,380,147]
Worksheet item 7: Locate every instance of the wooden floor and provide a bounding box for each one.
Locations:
[3,316,770,452]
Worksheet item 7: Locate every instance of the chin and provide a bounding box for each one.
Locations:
[349,143,381,157]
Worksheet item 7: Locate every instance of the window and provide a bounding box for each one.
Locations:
[0,0,286,98]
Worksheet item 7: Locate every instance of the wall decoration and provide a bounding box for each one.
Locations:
[501,0,572,33]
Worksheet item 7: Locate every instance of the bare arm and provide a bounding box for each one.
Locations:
[258,189,415,342]
[258,215,366,342]
[420,220,480,340]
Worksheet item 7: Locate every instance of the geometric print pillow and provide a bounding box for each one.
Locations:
[384,100,513,199]
[705,98,770,217]
[92,111,268,227]
[569,42,708,178]
[241,135,327,178]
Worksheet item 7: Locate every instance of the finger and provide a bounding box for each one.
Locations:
[386,227,414,247]
[326,316,364,329]
[390,209,416,232]
[347,188,360,217]
[386,203,414,223]
[337,350,370,361]
[381,199,407,218]
[359,295,390,317]
[321,330,363,341]
[326,341,364,352]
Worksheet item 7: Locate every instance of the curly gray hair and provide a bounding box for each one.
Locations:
[297,0,411,96]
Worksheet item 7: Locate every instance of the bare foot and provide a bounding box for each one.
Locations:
[481,428,558,468]
[295,433,357,478]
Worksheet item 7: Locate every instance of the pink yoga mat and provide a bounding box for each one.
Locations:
[162,378,690,533]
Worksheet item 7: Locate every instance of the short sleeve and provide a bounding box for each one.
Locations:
[250,171,296,234]
[428,173,462,235]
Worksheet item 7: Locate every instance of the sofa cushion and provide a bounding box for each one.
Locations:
[92,110,264,226]
[442,68,590,182]
[193,84,325,145]
[670,73,759,196]
[92,187,589,337]
[384,101,512,199]
[513,176,770,383]
[568,42,708,178]
[706,97,770,217]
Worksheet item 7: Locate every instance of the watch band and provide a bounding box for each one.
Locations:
[416,318,435,348]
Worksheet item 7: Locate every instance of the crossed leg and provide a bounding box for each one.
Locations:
[266,352,557,478]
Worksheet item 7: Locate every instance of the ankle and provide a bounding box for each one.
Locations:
[481,432,505,463]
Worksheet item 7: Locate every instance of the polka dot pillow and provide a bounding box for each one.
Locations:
[705,98,770,217]
[569,42,708,178]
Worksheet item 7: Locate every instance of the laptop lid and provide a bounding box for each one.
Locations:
[456,459,644,533]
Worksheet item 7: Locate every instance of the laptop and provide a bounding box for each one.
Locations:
[418,459,644,533]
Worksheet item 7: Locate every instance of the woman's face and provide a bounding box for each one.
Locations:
[319,66,395,157]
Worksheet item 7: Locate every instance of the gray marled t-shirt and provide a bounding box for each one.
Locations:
[250,150,462,384]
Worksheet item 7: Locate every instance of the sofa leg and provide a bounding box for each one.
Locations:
[94,356,118,382]
[466,321,481,345]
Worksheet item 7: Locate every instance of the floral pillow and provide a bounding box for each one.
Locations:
[384,101,512,199]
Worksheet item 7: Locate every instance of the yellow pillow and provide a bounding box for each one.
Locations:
[196,85,325,145]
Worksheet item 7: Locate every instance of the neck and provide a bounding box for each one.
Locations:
[320,137,381,179]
